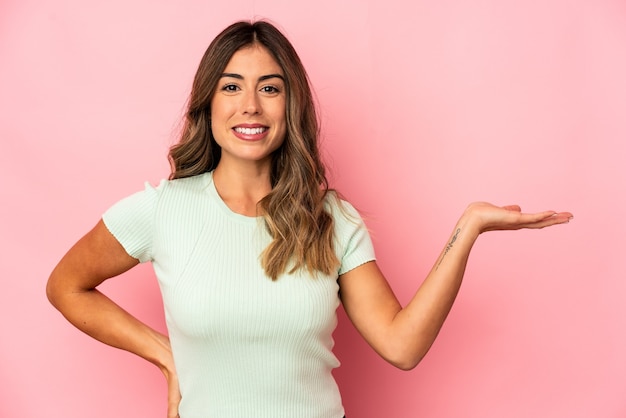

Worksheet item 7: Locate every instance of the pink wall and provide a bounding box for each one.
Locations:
[2,1,625,416]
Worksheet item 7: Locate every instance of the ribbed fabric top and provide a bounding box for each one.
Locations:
[102,171,375,418]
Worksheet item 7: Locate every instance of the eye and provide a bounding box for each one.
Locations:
[221,84,240,92]
[260,85,280,94]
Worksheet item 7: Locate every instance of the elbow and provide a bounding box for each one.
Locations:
[46,269,70,310]
[383,347,429,371]
[395,361,420,372]
[388,355,423,371]
[46,273,61,309]
[380,336,436,371]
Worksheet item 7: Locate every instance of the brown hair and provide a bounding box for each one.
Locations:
[168,20,339,280]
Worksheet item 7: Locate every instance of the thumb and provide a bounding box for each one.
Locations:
[167,378,181,418]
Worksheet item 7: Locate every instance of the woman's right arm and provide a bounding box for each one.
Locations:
[46,219,181,418]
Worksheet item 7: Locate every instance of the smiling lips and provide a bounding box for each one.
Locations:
[232,124,269,141]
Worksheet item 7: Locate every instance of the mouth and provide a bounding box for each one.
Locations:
[233,126,269,135]
[231,124,270,141]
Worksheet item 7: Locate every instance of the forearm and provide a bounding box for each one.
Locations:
[47,220,174,373]
[387,213,481,368]
[48,284,173,373]
[342,202,571,370]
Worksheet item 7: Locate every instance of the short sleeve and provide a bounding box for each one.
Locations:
[102,181,160,263]
[331,199,376,275]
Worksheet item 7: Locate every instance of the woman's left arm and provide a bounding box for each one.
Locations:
[338,202,572,370]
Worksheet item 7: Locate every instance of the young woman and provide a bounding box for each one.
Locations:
[46,20,573,418]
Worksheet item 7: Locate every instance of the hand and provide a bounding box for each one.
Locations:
[163,365,181,418]
[154,334,181,418]
[463,202,573,234]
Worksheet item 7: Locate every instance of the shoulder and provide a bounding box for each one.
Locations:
[324,192,371,246]
[133,172,213,207]
[157,171,212,194]
[105,172,212,218]
[324,192,376,273]
[324,191,362,224]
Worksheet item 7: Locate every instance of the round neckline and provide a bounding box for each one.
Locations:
[206,171,263,224]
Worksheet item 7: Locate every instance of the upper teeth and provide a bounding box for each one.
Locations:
[235,127,266,135]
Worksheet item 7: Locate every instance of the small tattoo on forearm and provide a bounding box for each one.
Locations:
[436,228,461,270]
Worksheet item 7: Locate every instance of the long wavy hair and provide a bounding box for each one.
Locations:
[169,20,339,280]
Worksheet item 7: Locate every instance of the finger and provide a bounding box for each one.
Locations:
[519,212,572,229]
[167,387,181,418]
[522,210,557,222]
[503,205,561,220]
[167,402,179,418]
[167,405,180,418]
[545,212,574,225]
[168,398,181,418]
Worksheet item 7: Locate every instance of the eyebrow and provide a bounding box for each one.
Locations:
[221,72,285,82]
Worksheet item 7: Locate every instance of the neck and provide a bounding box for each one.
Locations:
[212,160,273,217]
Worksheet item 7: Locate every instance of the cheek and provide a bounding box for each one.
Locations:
[210,95,232,121]
[273,101,287,131]
[273,113,287,143]
[209,115,225,146]
[209,101,231,142]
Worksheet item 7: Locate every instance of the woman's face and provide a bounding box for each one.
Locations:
[211,44,287,169]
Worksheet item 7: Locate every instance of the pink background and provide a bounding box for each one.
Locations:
[2,1,625,417]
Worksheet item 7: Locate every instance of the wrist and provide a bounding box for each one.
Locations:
[457,207,483,239]
[144,331,176,374]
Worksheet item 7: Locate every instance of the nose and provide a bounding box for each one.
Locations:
[241,89,261,115]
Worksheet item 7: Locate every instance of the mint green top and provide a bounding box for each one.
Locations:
[102,171,375,418]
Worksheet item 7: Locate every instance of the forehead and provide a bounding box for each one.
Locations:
[223,44,283,75]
